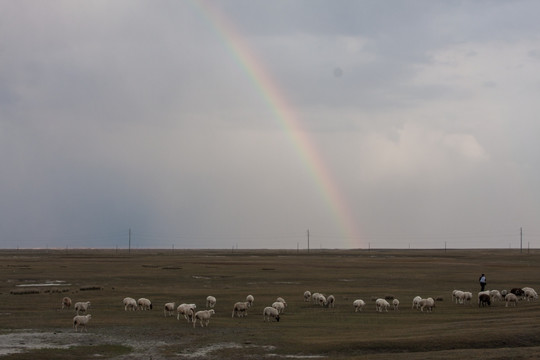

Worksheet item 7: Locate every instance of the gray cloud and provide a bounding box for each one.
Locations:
[2,1,540,249]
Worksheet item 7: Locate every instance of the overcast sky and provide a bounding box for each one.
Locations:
[2,0,540,249]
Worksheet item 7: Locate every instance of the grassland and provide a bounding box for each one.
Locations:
[1,248,540,359]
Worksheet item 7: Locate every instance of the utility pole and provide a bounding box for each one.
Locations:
[129,228,131,254]
[307,229,310,253]
[520,227,523,254]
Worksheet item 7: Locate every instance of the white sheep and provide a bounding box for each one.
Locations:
[164,302,176,317]
[523,287,538,301]
[263,306,280,322]
[232,301,250,318]
[317,294,327,307]
[74,301,91,315]
[392,298,400,310]
[137,298,152,310]
[353,299,366,312]
[505,293,519,307]
[325,295,335,308]
[311,292,322,304]
[123,297,137,311]
[412,296,422,310]
[451,289,460,303]
[419,297,435,312]
[454,290,465,304]
[62,297,72,310]
[276,297,287,310]
[206,296,217,308]
[73,314,91,332]
[193,309,215,328]
[304,291,311,302]
[489,290,503,302]
[375,298,390,312]
[463,292,472,304]
[272,301,285,314]
[246,295,254,307]
[177,303,197,322]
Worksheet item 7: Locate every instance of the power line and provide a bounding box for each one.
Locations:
[4,227,539,249]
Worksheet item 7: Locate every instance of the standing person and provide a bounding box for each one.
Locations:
[479,273,486,291]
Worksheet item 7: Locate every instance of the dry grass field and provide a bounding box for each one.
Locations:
[1,248,540,359]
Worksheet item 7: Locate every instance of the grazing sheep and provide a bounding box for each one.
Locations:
[522,287,536,294]
[74,301,91,315]
[375,298,390,312]
[454,290,465,304]
[73,314,92,332]
[123,297,137,311]
[232,301,250,318]
[317,294,327,307]
[505,293,519,307]
[419,297,435,312]
[489,290,503,302]
[137,298,152,311]
[263,306,280,322]
[510,288,524,298]
[477,291,490,305]
[353,299,366,312]
[62,297,72,310]
[272,301,285,314]
[177,303,197,322]
[164,302,176,317]
[412,296,422,310]
[478,294,491,307]
[206,296,217,308]
[246,295,254,307]
[523,288,538,301]
[451,290,460,303]
[392,298,400,311]
[463,292,473,304]
[276,297,287,309]
[193,309,215,328]
[304,291,311,302]
[500,289,508,298]
[312,292,322,304]
[325,295,335,308]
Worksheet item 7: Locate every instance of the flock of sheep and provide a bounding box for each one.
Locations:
[453,287,538,307]
[304,290,403,313]
[61,297,92,332]
[60,293,286,331]
[60,285,538,332]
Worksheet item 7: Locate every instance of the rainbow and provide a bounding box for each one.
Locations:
[192,1,363,247]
